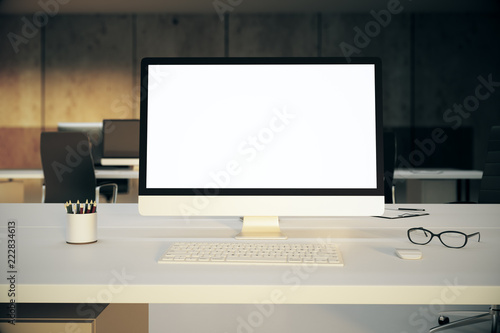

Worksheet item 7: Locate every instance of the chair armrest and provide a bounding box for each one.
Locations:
[96,183,118,203]
[42,184,46,203]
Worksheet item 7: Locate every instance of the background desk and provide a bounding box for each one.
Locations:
[100,158,139,166]
[0,169,139,203]
[0,168,138,180]
[1,169,482,204]
[0,203,498,332]
[393,169,482,180]
[393,169,483,202]
[2,168,482,182]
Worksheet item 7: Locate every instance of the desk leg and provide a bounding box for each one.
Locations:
[456,179,471,203]
[465,179,471,202]
[456,179,470,202]
[456,179,463,202]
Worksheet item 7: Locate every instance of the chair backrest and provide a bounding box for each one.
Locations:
[383,131,396,203]
[40,132,97,203]
[478,126,500,203]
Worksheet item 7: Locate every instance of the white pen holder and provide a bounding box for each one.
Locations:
[66,213,97,244]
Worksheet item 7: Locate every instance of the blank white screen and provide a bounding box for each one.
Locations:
[146,64,377,189]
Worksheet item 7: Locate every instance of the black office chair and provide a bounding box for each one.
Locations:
[430,306,499,333]
[478,126,500,203]
[40,132,118,203]
[383,131,397,203]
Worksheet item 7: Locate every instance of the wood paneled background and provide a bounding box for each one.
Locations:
[1,12,499,170]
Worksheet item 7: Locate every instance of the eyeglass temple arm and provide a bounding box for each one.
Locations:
[467,232,480,242]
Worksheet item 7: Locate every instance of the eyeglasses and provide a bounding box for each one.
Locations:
[407,227,480,249]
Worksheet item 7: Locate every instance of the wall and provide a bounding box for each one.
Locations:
[1,12,499,200]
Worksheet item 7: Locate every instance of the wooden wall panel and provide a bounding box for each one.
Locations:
[414,13,500,169]
[0,15,42,127]
[414,14,500,126]
[0,128,42,168]
[0,15,42,168]
[136,14,224,58]
[321,13,411,128]
[44,15,134,127]
[228,14,318,57]
[1,12,499,177]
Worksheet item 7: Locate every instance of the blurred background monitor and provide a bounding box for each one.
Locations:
[57,122,103,165]
[391,126,473,170]
[102,119,140,158]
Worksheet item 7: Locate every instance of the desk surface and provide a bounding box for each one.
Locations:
[0,203,499,305]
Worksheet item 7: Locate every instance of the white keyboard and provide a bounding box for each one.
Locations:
[158,242,344,266]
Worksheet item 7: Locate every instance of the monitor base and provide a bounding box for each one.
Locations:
[234,216,288,240]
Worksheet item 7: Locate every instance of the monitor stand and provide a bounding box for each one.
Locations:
[234,216,288,240]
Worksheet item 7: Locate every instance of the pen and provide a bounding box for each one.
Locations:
[398,208,425,211]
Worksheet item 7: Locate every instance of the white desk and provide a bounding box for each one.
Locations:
[0,168,138,180]
[0,203,499,305]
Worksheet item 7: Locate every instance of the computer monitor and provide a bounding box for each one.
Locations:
[101,119,140,166]
[57,122,103,165]
[138,57,384,239]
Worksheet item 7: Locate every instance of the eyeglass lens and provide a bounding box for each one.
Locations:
[439,232,467,248]
[409,228,433,245]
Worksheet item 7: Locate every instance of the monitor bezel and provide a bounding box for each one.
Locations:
[139,57,384,198]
